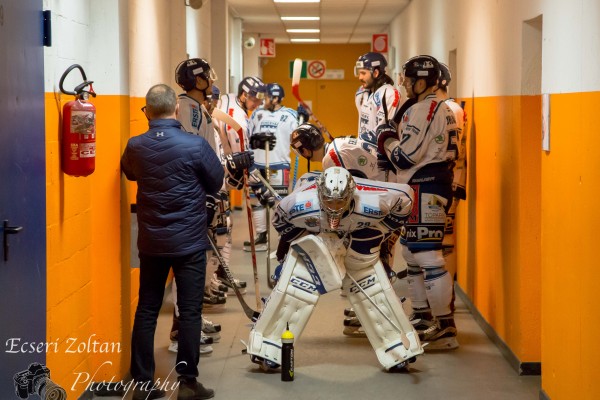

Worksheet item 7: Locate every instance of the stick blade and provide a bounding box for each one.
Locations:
[292,58,303,86]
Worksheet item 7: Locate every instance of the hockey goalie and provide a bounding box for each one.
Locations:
[246,166,424,372]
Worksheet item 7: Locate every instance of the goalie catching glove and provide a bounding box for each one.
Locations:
[250,132,276,151]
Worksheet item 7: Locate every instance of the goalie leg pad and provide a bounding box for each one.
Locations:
[343,257,423,369]
[248,234,344,365]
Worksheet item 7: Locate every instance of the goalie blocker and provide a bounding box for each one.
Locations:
[247,234,423,371]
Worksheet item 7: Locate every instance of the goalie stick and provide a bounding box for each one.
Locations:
[208,235,259,321]
[292,58,335,142]
[212,108,263,311]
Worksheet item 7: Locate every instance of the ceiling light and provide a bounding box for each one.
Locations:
[286,29,320,33]
[274,0,320,3]
[290,38,320,43]
[281,16,320,21]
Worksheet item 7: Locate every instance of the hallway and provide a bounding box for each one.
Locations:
[98,209,540,400]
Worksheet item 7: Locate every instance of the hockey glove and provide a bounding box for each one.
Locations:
[250,132,276,151]
[225,150,254,172]
[253,185,276,208]
[376,122,399,156]
[297,104,310,124]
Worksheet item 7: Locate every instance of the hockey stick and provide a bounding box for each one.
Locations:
[211,108,234,156]
[292,58,335,142]
[211,109,263,311]
[265,143,275,289]
[250,169,282,201]
[208,235,260,321]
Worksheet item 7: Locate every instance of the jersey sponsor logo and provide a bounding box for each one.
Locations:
[290,200,313,215]
[357,155,367,166]
[363,205,383,216]
[356,184,386,192]
[434,134,445,144]
[191,108,200,128]
[349,274,377,293]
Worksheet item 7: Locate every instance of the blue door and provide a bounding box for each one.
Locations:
[0,0,47,396]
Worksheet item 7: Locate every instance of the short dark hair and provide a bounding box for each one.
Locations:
[145,84,177,119]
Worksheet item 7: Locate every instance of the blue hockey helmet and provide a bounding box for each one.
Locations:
[238,76,266,99]
[266,83,285,100]
[354,52,388,76]
[402,55,441,88]
[175,58,218,91]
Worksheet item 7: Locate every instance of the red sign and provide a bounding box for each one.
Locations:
[372,34,388,53]
[260,38,276,57]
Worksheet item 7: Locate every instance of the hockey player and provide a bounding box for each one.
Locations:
[354,52,401,146]
[244,83,298,251]
[289,123,402,335]
[247,167,423,372]
[214,76,277,281]
[378,55,460,351]
[437,63,467,312]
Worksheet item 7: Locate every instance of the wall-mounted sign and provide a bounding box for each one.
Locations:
[260,38,275,57]
[372,34,388,53]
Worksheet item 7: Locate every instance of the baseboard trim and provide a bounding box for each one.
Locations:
[455,284,541,376]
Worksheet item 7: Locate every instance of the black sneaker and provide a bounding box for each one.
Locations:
[243,232,268,252]
[177,379,214,400]
[132,384,166,400]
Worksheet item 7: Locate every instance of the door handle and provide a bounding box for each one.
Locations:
[3,220,23,262]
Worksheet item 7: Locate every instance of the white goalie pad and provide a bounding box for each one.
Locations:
[343,254,424,369]
[247,234,345,365]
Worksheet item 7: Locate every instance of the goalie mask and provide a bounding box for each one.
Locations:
[317,167,355,229]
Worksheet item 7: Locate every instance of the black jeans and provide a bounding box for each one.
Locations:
[131,250,206,382]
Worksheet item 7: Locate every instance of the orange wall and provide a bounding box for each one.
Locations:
[46,93,130,394]
[455,95,542,363]
[541,92,600,400]
[262,43,370,177]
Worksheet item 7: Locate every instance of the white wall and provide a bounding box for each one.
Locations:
[389,0,600,97]
[186,0,212,59]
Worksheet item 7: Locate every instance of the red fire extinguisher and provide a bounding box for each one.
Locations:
[59,64,97,177]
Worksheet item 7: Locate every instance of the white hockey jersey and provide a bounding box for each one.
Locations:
[445,99,467,199]
[177,94,217,152]
[356,84,401,145]
[392,94,459,183]
[323,136,392,182]
[215,93,250,153]
[273,173,414,255]
[248,106,298,169]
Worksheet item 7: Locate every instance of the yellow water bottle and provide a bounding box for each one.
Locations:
[281,323,294,381]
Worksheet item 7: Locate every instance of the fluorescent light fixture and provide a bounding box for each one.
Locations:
[281,16,320,21]
[286,29,320,33]
[275,0,320,3]
[290,38,320,42]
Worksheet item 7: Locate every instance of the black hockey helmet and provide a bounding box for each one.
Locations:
[175,58,218,91]
[266,83,285,101]
[291,123,325,155]
[238,76,266,99]
[402,55,441,88]
[354,52,388,77]
[438,62,452,89]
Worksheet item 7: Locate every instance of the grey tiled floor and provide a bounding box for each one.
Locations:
[98,210,540,400]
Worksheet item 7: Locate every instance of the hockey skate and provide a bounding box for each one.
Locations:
[168,330,214,355]
[243,231,268,252]
[216,266,247,294]
[203,293,226,313]
[202,316,221,342]
[419,317,459,351]
[342,316,367,338]
[344,307,356,317]
[409,309,436,334]
[250,355,280,372]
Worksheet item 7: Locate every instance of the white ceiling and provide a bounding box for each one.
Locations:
[227,0,411,44]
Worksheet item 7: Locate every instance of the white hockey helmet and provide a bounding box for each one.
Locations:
[316,167,356,229]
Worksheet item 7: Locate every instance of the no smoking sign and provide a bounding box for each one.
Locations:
[307,60,326,79]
